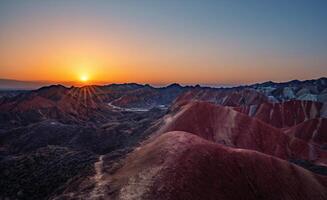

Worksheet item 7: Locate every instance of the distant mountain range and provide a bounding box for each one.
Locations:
[0,79,51,90]
[0,79,91,90]
[1,77,327,90]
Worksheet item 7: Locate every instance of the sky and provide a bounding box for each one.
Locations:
[0,0,326,86]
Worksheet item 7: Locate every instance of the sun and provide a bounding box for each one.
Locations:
[80,74,89,82]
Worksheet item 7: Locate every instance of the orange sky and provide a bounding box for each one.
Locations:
[1,29,325,85]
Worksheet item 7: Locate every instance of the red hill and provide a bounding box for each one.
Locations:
[158,101,327,164]
[236,100,327,128]
[58,131,327,200]
[283,118,327,147]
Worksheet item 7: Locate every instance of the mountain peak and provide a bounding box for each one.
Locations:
[166,83,182,88]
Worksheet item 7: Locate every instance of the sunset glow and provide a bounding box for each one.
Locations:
[0,1,326,86]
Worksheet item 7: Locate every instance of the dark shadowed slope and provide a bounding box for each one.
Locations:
[0,107,164,156]
[0,146,97,200]
[54,131,327,200]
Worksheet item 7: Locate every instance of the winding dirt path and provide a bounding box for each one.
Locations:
[90,155,106,199]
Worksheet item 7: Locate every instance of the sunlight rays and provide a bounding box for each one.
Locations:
[64,85,107,111]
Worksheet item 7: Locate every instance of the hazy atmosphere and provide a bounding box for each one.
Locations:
[1,0,326,86]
